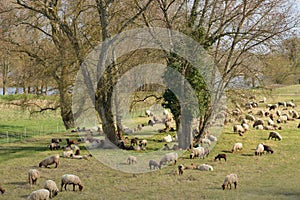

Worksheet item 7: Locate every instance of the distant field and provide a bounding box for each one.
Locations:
[0,85,300,199]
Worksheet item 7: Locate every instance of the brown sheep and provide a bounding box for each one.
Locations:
[39,155,60,168]
[0,184,5,194]
[214,154,226,162]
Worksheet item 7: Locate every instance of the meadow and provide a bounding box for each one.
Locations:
[0,85,300,200]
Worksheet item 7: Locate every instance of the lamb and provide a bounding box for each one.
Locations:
[262,144,274,154]
[39,154,60,168]
[139,139,147,147]
[231,142,243,153]
[255,143,264,156]
[51,138,62,144]
[222,174,238,190]
[256,124,264,130]
[0,184,5,194]
[277,115,287,123]
[178,164,184,175]
[242,123,250,132]
[149,159,161,170]
[286,101,295,108]
[27,189,50,200]
[197,164,213,171]
[127,156,137,165]
[214,154,226,161]
[44,180,59,198]
[130,138,138,146]
[28,169,40,186]
[160,152,178,166]
[61,174,83,192]
[268,131,282,141]
[190,147,205,159]
[49,142,60,151]
[66,138,78,146]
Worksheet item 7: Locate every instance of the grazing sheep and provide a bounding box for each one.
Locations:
[66,138,78,146]
[253,119,264,128]
[233,125,245,135]
[163,134,172,143]
[204,147,210,157]
[61,149,74,158]
[0,185,5,194]
[222,174,238,190]
[198,164,213,171]
[61,174,83,192]
[39,154,60,168]
[44,180,59,198]
[262,144,274,154]
[263,125,276,130]
[214,154,226,161]
[178,164,184,175]
[149,159,160,170]
[245,114,256,121]
[130,138,138,146]
[242,123,250,132]
[298,123,300,128]
[268,119,275,126]
[27,189,50,200]
[268,131,282,141]
[160,152,178,166]
[49,142,60,151]
[127,156,137,165]
[190,147,205,159]
[28,169,40,186]
[231,143,243,153]
[255,143,264,156]
[268,104,278,111]
[286,101,295,108]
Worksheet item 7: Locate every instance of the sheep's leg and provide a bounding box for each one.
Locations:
[234,182,237,189]
[64,183,68,191]
[73,184,75,191]
[60,183,63,192]
[229,183,232,190]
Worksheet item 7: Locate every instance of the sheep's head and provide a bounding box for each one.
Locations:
[79,184,83,191]
[38,162,43,167]
[222,184,226,190]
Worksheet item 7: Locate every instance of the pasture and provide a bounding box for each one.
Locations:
[0,85,300,199]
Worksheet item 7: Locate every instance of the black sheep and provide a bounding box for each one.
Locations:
[263,144,274,154]
[214,154,226,162]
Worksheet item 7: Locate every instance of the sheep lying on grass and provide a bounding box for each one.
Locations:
[160,152,178,166]
[214,154,226,162]
[27,189,50,200]
[39,154,60,168]
[61,149,74,158]
[44,180,59,198]
[127,156,137,165]
[149,160,160,170]
[268,131,282,141]
[197,164,213,171]
[231,143,243,153]
[61,174,83,192]
[28,169,40,186]
[0,184,5,194]
[255,143,264,156]
[222,174,238,190]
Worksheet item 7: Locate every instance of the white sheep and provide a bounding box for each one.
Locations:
[61,174,83,192]
[44,180,59,198]
[222,174,238,190]
[268,131,282,141]
[149,159,160,170]
[233,125,244,135]
[27,189,50,200]
[127,156,137,165]
[28,169,40,186]
[160,152,178,166]
[61,149,74,158]
[139,139,148,147]
[255,124,264,130]
[277,115,287,123]
[162,134,172,143]
[190,147,205,159]
[39,154,60,168]
[200,138,211,146]
[197,164,213,171]
[242,123,250,132]
[255,143,264,156]
[231,143,243,153]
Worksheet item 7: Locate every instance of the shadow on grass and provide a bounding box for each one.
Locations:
[7,181,27,186]
[222,150,232,153]
[241,153,254,157]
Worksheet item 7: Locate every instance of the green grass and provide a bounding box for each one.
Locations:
[0,85,300,199]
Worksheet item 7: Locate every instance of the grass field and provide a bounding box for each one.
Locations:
[0,85,300,199]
